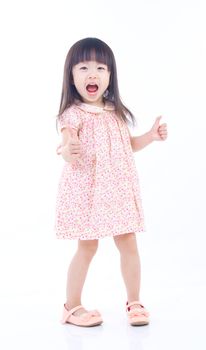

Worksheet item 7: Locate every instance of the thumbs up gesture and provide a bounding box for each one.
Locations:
[60,124,83,164]
[150,116,168,141]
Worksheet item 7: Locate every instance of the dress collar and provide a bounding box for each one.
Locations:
[75,100,115,114]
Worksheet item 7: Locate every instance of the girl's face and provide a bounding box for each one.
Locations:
[72,60,110,107]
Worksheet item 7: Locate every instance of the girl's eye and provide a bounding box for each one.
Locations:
[80,66,87,70]
[98,66,106,70]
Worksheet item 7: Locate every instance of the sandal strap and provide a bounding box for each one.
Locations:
[126,300,144,311]
[64,304,84,318]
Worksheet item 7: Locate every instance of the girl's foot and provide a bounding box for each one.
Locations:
[126,300,150,326]
[61,304,103,327]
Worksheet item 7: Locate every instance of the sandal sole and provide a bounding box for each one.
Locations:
[65,320,103,327]
[130,321,149,326]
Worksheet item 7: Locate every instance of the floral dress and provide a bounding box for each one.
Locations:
[55,101,145,240]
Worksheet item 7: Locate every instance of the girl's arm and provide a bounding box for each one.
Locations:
[57,126,83,163]
[128,116,168,152]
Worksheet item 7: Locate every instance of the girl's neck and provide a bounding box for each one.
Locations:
[81,99,104,108]
[75,99,115,113]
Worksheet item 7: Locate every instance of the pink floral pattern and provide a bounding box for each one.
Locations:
[55,101,145,240]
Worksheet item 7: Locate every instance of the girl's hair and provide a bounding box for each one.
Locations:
[57,37,136,126]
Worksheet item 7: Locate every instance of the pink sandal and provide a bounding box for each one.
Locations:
[61,304,103,327]
[126,301,150,326]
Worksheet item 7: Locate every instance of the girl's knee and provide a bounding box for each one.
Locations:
[78,239,98,258]
[113,233,137,254]
[114,232,136,245]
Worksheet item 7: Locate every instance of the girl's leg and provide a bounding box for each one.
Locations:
[65,239,98,315]
[113,233,141,304]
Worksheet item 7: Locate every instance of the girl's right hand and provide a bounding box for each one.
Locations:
[61,126,83,164]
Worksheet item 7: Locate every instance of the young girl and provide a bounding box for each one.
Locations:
[55,37,167,327]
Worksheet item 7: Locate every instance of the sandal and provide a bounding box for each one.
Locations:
[126,300,150,326]
[61,304,103,327]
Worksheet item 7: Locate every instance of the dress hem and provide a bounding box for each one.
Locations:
[55,226,146,240]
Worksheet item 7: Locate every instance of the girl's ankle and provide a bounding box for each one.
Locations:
[65,301,81,311]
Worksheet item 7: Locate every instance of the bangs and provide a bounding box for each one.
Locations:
[71,38,113,71]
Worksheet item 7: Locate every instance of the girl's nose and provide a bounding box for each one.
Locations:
[88,70,97,79]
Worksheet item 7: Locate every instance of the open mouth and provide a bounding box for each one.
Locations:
[86,84,99,93]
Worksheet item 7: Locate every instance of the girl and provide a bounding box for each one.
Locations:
[55,37,167,327]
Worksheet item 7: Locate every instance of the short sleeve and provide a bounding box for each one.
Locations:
[58,106,82,132]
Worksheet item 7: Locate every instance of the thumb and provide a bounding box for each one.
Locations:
[67,126,79,139]
[152,116,162,129]
[77,122,83,137]
[67,122,83,139]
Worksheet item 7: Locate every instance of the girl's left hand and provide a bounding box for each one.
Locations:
[150,116,168,141]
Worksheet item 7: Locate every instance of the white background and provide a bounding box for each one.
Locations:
[0,0,206,349]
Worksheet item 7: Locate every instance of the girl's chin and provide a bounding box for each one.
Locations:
[83,94,102,103]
